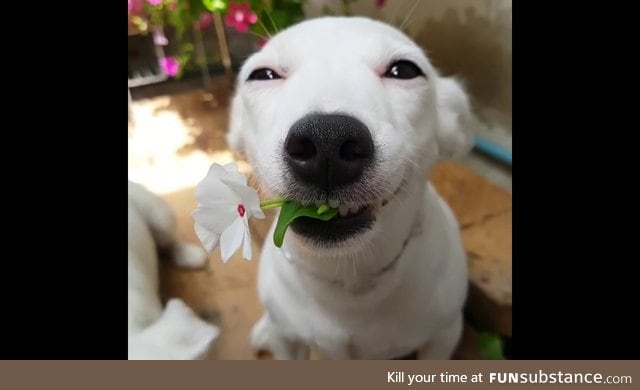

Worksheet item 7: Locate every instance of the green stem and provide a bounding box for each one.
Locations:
[260,198,287,210]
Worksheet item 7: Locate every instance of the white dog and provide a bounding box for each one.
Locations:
[128,181,220,359]
[227,17,475,359]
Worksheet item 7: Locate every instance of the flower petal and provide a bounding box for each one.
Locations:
[194,223,220,252]
[224,12,235,27]
[220,178,263,218]
[219,217,244,262]
[196,181,237,208]
[153,29,168,46]
[159,57,180,77]
[192,206,237,234]
[195,166,240,207]
[242,216,252,260]
[198,13,214,29]
[207,163,247,186]
[252,208,266,219]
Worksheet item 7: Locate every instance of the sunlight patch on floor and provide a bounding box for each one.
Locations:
[128,97,252,195]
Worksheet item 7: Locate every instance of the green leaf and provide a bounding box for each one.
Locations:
[476,332,505,360]
[248,0,262,9]
[273,201,337,247]
[187,0,206,18]
[203,0,228,12]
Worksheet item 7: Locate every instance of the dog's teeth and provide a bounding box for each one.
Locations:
[345,202,356,209]
[329,199,339,208]
[315,199,324,207]
[338,205,349,217]
[349,206,359,214]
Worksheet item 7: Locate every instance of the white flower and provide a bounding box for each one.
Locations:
[193,162,264,262]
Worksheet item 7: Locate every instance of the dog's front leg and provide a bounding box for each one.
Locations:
[251,314,309,360]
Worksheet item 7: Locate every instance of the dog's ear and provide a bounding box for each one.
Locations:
[226,91,247,156]
[435,77,476,160]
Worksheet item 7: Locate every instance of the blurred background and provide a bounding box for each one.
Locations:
[128,0,512,359]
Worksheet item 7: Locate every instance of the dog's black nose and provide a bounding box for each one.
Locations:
[285,113,374,192]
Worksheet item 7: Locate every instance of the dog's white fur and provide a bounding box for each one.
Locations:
[228,17,475,359]
[128,181,219,359]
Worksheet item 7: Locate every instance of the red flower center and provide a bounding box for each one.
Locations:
[237,204,246,217]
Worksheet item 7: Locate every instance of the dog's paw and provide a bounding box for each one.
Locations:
[173,243,208,269]
[250,315,309,360]
[250,315,272,355]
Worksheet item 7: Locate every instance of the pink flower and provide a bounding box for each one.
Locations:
[375,0,387,9]
[159,57,180,77]
[129,0,144,14]
[224,2,258,33]
[198,13,214,30]
[146,0,162,6]
[153,28,168,46]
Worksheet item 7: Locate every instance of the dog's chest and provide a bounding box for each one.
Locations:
[294,284,437,359]
[269,245,445,359]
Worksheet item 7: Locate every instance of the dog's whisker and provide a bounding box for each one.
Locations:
[264,8,279,34]
[257,18,272,38]
[405,143,432,153]
[360,235,376,258]
[399,0,421,32]
[248,30,269,40]
[400,15,419,34]
[353,258,360,281]
[379,182,410,210]
[329,256,339,279]
[336,255,345,279]
[400,155,422,171]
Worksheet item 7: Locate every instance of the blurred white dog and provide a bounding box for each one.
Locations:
[128,181,219,360]
[227,17,475,359]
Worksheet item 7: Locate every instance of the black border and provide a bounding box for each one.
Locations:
[512,2,639,359]
[1,1,126,358]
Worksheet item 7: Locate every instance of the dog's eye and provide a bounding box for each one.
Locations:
[247,68,282,81]
[383,60,425,79]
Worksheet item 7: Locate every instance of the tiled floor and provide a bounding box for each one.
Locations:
[129,86,512,359]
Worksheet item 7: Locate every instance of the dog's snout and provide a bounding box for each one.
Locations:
[285,113,374,192]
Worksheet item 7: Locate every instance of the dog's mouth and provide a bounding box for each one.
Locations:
[289,203,374,244]
[288,182,404,245]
